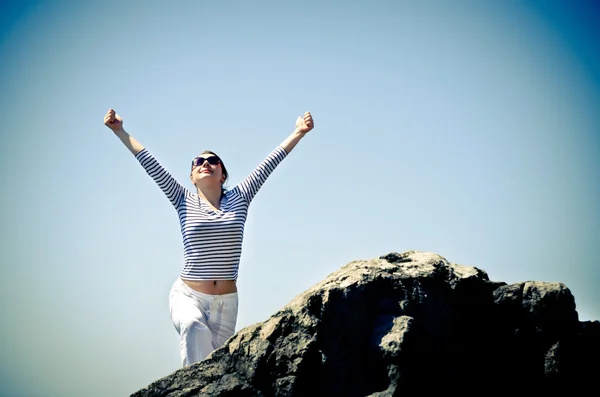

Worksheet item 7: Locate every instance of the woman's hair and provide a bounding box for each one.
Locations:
[191,150,229,197]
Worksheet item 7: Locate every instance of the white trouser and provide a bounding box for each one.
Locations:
[169,278,239,367]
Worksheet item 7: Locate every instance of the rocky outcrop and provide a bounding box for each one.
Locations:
[132,251,600,396]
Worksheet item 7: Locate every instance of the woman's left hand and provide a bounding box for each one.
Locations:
[295,112,314,134]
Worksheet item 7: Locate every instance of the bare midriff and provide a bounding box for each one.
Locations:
[182,279,237,295]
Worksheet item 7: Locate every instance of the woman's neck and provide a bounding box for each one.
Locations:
[197,185,222,209]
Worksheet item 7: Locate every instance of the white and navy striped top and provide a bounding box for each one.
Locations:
[135,146,288,281]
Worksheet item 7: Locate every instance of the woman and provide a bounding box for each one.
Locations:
[103,108,314,366]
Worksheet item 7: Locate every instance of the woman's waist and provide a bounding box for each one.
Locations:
[181,278,237,295]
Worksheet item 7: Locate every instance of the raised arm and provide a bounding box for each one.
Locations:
[104,108,145,155]
[279,111,314,154]
[103,108,186,208]
[235,112,315,203]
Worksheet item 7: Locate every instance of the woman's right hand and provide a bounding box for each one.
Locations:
[104,108,123,131]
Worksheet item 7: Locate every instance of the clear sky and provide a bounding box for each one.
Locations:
[1,0,598,396]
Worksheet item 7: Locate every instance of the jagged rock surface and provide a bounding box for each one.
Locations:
[132,251,600,396]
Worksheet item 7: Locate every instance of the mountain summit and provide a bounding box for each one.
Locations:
[132,251,599,396]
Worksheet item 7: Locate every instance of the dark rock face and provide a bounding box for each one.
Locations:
[132,251,600,396]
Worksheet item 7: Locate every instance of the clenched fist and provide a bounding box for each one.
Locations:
[104,108,123,131]
[295,112,314,134]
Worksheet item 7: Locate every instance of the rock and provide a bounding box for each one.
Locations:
[132,251,599,396]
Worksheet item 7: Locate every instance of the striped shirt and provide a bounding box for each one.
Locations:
[135,146,288,281]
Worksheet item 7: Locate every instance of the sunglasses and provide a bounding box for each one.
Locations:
[192,156,221,168]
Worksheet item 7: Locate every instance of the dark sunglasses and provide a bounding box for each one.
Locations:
[192,156,221,167]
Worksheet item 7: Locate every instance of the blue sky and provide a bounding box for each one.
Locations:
[1,0,598,396]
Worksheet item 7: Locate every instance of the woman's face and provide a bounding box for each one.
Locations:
[190,154,224,188]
